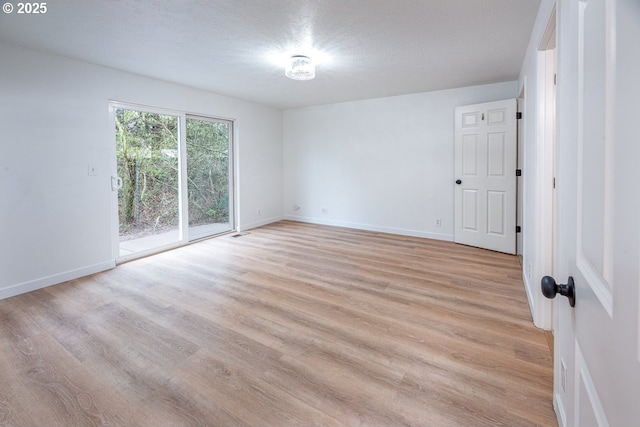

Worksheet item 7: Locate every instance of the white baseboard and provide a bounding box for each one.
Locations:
[237,215,283,232]
[554,392,567,427]
[0,260,116,300]
[283,215,454,242]
[523,269,553,330]
[523,271,539,325]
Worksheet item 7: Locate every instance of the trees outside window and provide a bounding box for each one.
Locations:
[115,108,232,244]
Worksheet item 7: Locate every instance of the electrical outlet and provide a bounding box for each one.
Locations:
[560,359,567,392]
[436,219,442,227]
[321,207,328,214]
[256,209,261,216]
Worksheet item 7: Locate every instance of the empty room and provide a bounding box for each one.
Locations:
[0,1,638,426]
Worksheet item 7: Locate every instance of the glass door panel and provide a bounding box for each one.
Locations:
[186,117,233,240]
[115,108,181,257]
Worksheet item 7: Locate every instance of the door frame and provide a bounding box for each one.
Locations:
[530,6,558,331]
[516,94,525,257]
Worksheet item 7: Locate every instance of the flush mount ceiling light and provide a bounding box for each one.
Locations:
[285,55,315,80]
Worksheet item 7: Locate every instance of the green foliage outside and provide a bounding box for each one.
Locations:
[115,109,229,240]
[186,118,230,227]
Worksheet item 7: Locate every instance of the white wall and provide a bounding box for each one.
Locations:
[283,82,517,239]
[0,42,283,299]
[517,0,556,329]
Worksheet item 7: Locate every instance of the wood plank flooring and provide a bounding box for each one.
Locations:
[0,221,557,426]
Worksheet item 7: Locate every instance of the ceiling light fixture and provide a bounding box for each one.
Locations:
[285,55,315,80]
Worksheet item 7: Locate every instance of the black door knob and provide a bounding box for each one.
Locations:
[455,179,462,185]
[541,276,575,307]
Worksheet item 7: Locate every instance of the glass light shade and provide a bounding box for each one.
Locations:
[285,55,315,80]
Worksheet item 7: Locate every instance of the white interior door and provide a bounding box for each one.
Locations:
[551,0,640,425]
[454,99,517,254]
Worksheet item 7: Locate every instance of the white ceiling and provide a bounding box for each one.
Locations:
[0,0,540,109]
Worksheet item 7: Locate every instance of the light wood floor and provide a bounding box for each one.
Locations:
[0,221,557,426]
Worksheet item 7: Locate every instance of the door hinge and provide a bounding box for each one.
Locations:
[516,112,522,119]
[516,169,522,176]
[516,226,522,233]
[554,74,557,85]
[553,177,556,188]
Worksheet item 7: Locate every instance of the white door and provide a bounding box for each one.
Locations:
[454,99,517,254]
[550,0,640,426]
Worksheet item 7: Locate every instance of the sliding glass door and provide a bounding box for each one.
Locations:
[186,117,233,240]
[114,108,181,257]
[111,104,234,261]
